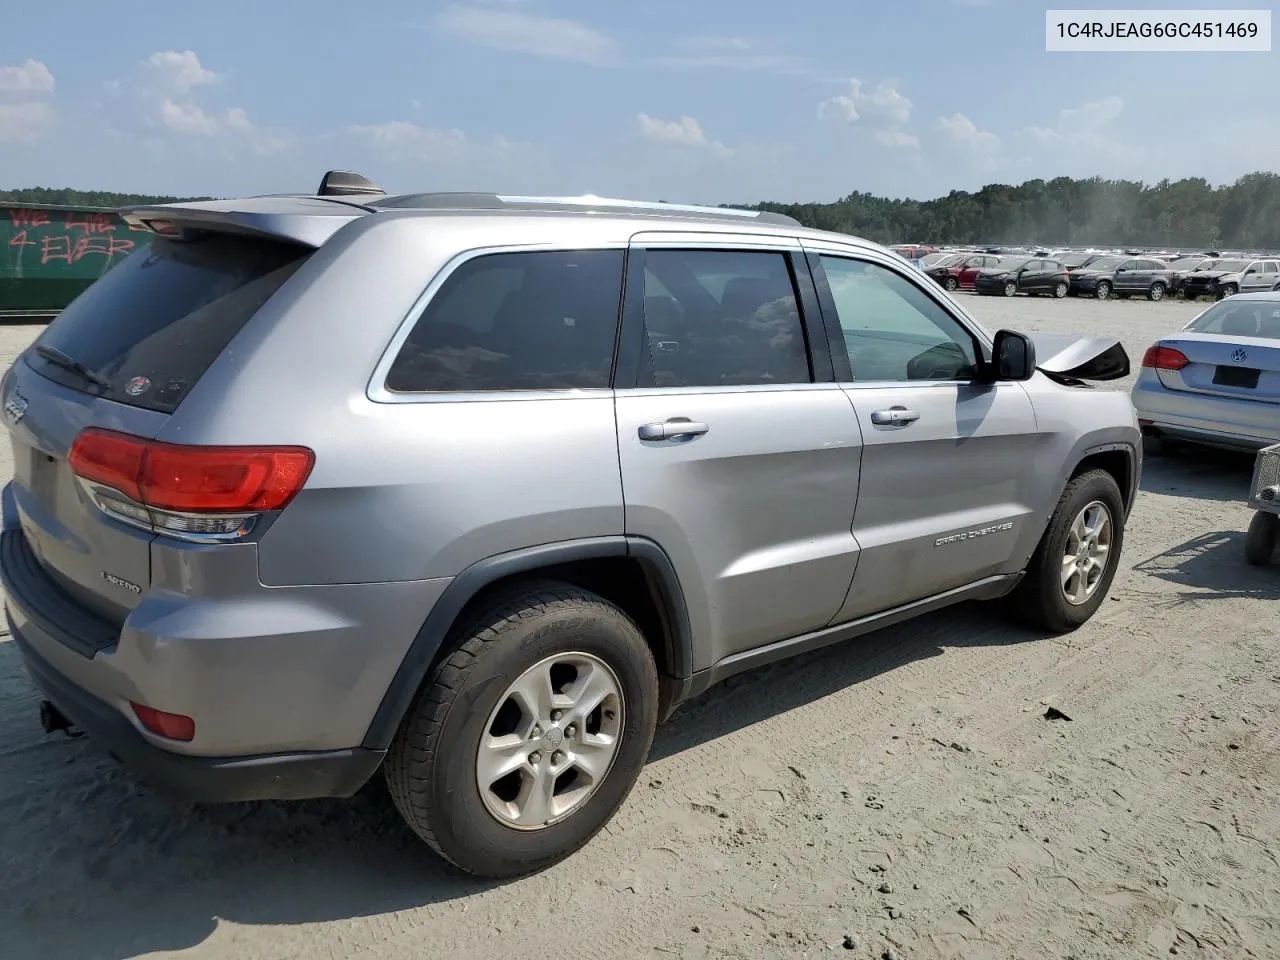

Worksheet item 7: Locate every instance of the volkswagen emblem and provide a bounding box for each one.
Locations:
[4,390,28,426]
[1232,347,1249,363]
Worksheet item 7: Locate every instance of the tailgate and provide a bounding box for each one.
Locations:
[1156,336,1280,403]
[4,363,166,624]
[3,228,313,628]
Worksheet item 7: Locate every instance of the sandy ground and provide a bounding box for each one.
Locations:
[2,293,1279,960]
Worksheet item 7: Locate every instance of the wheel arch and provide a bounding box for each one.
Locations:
[361,536,695,750]
[1070,442,1139,518]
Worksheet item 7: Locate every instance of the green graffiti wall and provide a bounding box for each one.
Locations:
[1,205,153,315]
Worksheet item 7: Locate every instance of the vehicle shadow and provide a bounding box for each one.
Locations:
[0,600,1047,960]
[1131,529,1280,600]
[1140,448,1255,504]
[651,600,1043,763]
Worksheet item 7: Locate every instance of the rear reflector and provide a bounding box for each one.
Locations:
[69,428,314,513]
[1142,345,1190,371]
[130,702,195,741]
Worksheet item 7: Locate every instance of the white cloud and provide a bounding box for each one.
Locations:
[636,113,733,156]
[0,100,54,143]
[1028,95,1124,143]
[874,129,920,149]
[819,79,912,125]
[0,59,54,93]
[345,120,471,161]
[937,113,999,150]
[146,50,217,94]
[434,5,617,64]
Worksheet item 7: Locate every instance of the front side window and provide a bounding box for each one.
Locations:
[819,256,980,383]
[638,249,811,388]
[385,249,624,393]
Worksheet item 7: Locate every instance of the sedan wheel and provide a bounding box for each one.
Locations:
[1053,281,1068,298]
[1003,281,1017,297]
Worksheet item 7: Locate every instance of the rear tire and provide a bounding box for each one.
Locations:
[1008,469,1125,633]
[384,582,659,879]
[1053,281,1068,298]
[1245,512,1278,566]
[1148,282,1166,301]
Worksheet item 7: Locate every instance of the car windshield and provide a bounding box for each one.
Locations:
[1211,260,1249,272]
[1187,300,1280,338]
[1168,257,1205,268]
[1061,253,1092,268]
[930,254,961,267]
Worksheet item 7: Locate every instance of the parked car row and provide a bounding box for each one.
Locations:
[914,247,1280,303]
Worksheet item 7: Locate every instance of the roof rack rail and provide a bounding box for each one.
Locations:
[368,191,801,226]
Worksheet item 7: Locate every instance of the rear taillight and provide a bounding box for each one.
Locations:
[130,702,195,741]
[1142,345,1190,371]
[69,428,314,541]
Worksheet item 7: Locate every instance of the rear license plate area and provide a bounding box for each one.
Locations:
[1214,365,1260,389]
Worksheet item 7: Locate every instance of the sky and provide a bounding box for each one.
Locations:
[1,0,1277,205]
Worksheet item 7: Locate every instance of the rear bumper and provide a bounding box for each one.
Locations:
[1132,376,1279,451]
[10,622,384,802]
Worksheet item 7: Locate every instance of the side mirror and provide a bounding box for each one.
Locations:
[988,329,1037,381]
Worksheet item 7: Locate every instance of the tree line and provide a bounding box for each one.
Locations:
[751,172,1280,250]
[6,171,1280,249]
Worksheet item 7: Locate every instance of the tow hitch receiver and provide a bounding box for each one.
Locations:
[39,700,82,738]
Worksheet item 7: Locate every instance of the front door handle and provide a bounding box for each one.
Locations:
[638,419,709,441]
[870,406,920,426]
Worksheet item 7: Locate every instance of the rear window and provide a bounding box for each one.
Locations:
[1187,300,1280,338]
[385,249,624,393]
[27,234,310,413]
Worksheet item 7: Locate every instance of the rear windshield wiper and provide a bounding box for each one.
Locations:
[33,345,109,389]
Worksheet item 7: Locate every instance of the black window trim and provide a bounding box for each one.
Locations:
[614,242,835,394]
[367,242,629,404]
[804,246,993,386]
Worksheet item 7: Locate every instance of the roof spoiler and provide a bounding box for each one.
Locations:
[317,170,385,198]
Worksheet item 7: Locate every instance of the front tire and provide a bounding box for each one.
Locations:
[1003,281,1017,297]
[1009,469,1125,633]
[1219,283,1238,299]
[1095,281,1112,300]
[1148,282,1166,301]
[1245,512,1278,566]
[944,277,959,291]
[385,582,659,879]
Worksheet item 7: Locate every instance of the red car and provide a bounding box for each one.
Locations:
[925,252,1004,291]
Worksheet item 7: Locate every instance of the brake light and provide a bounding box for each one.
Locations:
[69,428,314,528]
[1142,345,1190,370]
[130,702,195,741]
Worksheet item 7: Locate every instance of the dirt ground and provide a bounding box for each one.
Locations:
[2,293,1278,960]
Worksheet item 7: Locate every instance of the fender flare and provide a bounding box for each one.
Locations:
[360,535,694,750]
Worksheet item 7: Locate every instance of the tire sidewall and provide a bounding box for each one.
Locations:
[1035,473,1126,629]
[1054,282,1068,298]
[1150,283,1165,301]
[1096,282,1111,299]
[423,600,658,873]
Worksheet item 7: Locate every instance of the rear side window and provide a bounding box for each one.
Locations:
[639,249,811,388]
[28,234,310,413]
[386,249,623,393]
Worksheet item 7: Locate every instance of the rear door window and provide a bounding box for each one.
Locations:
[27,234,310,413]
[385,249,624,393]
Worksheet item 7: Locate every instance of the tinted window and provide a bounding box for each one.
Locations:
[27,235,309,413]
[1046,260,1063,271]
[819,256,979,383]
[639,249,810,388]
[386,249,623,393]
[1264,262,1278,274]
[1023,260,1043,272]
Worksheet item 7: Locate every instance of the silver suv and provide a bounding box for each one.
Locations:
[1,171,1141,879]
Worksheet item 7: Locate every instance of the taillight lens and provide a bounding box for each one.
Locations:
[69,428,314,514]
[1142,345,1191,371]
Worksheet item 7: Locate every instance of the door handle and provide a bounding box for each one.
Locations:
[638,419,709,441]
[870,406,920,426]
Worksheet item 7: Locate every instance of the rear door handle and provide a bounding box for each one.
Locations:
[870,406,920,426]
[638,419,709,441]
